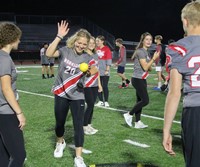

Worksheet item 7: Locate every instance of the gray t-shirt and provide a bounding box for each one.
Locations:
[167,35,200,107]
[0,50,17,114]
[52,47,94,100]
[132,48,151,79]
[40,47,49,64]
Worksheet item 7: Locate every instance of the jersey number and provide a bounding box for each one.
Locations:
[188,56,200,87]
[64,66,76,75]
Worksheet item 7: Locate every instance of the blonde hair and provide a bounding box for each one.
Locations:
[66,28,91,48]
[155,35,163,40]
[181,1,200,27]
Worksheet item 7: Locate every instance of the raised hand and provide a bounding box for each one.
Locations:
[57,20,70,38]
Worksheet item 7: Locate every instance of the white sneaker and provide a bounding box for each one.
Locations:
[134,120,148,129]
[74,156,86,167]
[83,126,96,135]
[104,101,110,107]
[123,113,133,127]
[54,140,66,158]
[88,124,98,134]
[95,101,104,107]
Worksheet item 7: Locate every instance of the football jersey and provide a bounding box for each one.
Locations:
[52,47,95,100]
[167,35,200,107]
[96,45,112,76]
[0,50,17,114]
[116,45,126,67]
[132,48,151,79]
[84,53,99,88]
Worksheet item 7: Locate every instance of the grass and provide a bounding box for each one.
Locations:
[15,64,184,167]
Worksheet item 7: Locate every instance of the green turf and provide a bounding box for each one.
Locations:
[15,65,184,167]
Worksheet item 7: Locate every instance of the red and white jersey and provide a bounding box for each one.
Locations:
[166,35,200,107]
[52,47,95,100]
[84,53,99,88]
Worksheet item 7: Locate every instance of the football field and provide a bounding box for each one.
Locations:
[16,64,184,167]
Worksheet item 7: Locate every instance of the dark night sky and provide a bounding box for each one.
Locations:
[1,0,190,43]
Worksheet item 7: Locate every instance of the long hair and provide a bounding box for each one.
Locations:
[66,28,91,48]
[131,32,152,60]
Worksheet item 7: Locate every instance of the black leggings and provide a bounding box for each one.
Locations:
[54,95,85,147]
[129,77,149,122]
[0,114,26,167]
[98,76,109,102]
[84,87,98,126]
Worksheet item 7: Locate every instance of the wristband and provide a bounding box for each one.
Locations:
[56,35,63,40]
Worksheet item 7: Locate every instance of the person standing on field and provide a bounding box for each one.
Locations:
[123,32,159,128]
[46,20,97,167]
[95,35,112,107]
[162,1,200,166]
[114,38,130,88]
[40,43,50,79]
[0,21,26,167]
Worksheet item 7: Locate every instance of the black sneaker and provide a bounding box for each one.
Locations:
[126,79,130,85]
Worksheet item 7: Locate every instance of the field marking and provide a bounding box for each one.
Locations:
[18,90,54,98]
[18,90,181,124]
[68,144,92,154]
[123,139,150,148]
[96,105,181,124]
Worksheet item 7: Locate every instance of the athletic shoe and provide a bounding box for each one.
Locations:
[83,126,97,135]
[160,84,168,92]
[118,85,126,89]
[95,101,104,107]
[88,124,98,133]
[54,140,66,158]
[153,87,161,91]
[134,121,148,129]
[74,156,86,167]
[123,113,133,127]
[126,79,130,85]
[104,102,110,107]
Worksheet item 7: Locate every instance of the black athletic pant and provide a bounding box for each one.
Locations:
[129,77,149,122]
[0,114,26,167]
[182,107,200,167]
[54,95,85,147]
[98,76,109,102]
[84,87,98,126]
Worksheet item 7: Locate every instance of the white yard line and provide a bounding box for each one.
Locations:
[68,144,92,154]
[123,139,150,148]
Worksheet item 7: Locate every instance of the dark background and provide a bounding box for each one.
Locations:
[1,0,191,43]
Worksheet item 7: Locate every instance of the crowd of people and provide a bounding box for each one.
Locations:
[0,0,200,166]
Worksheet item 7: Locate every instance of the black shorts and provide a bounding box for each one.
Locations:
[49,63,54,67]
[117,66,125,74]
[42,64,49,66]
[182,106,200,166]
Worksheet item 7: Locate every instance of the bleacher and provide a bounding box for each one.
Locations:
[0,13,116,64]
[0,13,157,63]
